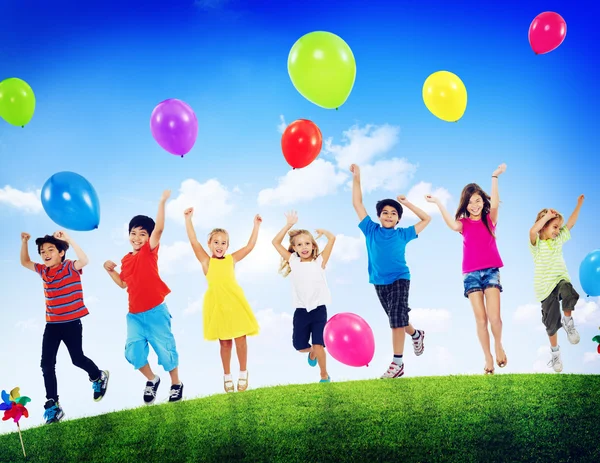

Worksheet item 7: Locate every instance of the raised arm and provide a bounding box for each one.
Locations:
[529,209,558,245]
[54,231,89,270]
[232,214,262,263]
[425,195,462,232]
[272,211,297,261]
[20,233,36,271]
[316,229,336,268]
[566,195,584,230]
[103,260,127,289]
[489,163,506,225]
[397,195,431,235]
[149,190,171,250]
[184,207,210,270]
[350,164,367,221]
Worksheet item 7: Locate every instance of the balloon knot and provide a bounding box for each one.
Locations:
[21,126,24,128]
[335,108,339,111]
[181,155,184,158]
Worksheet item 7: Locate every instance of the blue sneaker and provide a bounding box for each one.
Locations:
[307,352,317,367]
[43,399,65,424]
[319,376,331,383]
[92,370,109,402]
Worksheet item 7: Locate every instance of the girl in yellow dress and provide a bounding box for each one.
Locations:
[184,207,261,393]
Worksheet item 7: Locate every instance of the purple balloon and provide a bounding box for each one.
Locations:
[150,99,198,157]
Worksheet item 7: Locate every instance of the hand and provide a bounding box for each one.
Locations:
[544,209,559,220]
[21,232,30,242]
[350,164,360,178]
[314,229,326,240]
[160,190,171,202]
[184,207,194,219]
[254,214,262,226]
[53,230,71,242]
[397,195,409,205]
[104,260,117,272]
[577,194,585,205]
[424,195,438,204]
[285,210,298,226]
[492,163,507,177]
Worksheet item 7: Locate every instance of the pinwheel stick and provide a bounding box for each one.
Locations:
[17,422,26,457]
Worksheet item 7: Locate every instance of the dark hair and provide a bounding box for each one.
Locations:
[455,183,495,237]
[35,235,69,262]
[376,199,403,224]
[129,215,155,236]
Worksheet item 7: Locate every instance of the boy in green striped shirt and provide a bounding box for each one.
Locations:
[529,195,585,372]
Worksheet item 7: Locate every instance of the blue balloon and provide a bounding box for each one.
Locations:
[579,249,600,297]
[41,172,100,231]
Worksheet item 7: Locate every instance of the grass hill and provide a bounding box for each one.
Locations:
[1,374,599,462]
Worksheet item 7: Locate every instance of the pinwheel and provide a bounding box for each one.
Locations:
[1,387,31,457]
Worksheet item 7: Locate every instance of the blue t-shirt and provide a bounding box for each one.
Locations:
[358,215,418,285]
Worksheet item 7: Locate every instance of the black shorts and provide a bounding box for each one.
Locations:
[375,279,411,328]
[292,305,327,350]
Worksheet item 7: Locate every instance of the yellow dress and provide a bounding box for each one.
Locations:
[203,254,260,341]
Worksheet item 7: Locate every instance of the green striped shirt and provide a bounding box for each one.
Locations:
[530,226,571,302]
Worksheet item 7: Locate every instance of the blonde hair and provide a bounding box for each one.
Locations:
[207,228,229,245]
[279,229,320,277]
[534,209,563,233]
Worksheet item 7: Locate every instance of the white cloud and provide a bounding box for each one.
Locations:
[352,158,417,194]
[15,318,42,333]
[236,226,282,281]
[166,179,234,229]
[184,296,204,315]
[277,115,287,134]
[532,345,553,373]
[0,185,42,213]
[513,303,540,324]
[331,234,363,263]
[111,222,129,245]
[573,298,600,326]
[409,308,452,333]
[159,241,201,274]
[257,159,347,206]
[583,351,600,364]
[325,124,400,170]
[402,182,452,220]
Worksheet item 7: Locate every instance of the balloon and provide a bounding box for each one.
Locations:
[41,172,101,231]
[579,250,600,297]
[323,313,375,367]
[422,71,468,122]
[528,12,567,55]
[150,99,198,157]
[0,78,36,127]
[288,31,356,109]
[281,119,322,169]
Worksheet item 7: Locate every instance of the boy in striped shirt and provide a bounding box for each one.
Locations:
[20,230,109,424]
[529,194,585,373]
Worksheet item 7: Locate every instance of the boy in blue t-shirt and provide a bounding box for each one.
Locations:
[350,164,431,379]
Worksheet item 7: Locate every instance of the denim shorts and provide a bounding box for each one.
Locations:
[463,267,503,298]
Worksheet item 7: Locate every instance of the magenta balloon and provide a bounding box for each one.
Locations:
[323,312,375,367]
[150,99,198,157]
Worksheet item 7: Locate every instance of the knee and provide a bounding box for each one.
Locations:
[125,340,148,369]
[220,340,233,350]
[40,359,55,374]
[488,316,502,326]
[235,337,247,348]
[475,316,488,328]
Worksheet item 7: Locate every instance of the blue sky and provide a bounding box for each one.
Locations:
[1,0,599,432]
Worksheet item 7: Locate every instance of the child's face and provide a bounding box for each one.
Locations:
[467,194,483,218]
[293,234,314,259]
[540,218,562,240]
[209,233,229,258]
[378,206,399,228]
[40,243,64,268]
[129,227,149,252]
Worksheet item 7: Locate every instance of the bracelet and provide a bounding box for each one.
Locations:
[492,175,498,178]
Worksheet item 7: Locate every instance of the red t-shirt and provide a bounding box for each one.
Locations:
[120,242,170,314]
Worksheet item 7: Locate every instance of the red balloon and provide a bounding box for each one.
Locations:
[281,119,322,169]
[528,12,567,55]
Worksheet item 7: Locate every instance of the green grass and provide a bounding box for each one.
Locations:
[1,374,599,462]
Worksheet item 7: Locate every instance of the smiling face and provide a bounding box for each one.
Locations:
[540,217,563,240]
[467,194,484,219]
[292,233,315,260]
[208,232,229,258]
[129,226,150,253]
[40,243,64,268]
[378,205,399,228]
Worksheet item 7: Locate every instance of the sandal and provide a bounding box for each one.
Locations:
[496,350,508,368]
[484,367,495,375]
[224,378,235,393]
[237,373,249,392]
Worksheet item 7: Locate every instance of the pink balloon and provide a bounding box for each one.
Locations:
[150,99,198,157]
[324,313,375,367]
[528,12,567,55]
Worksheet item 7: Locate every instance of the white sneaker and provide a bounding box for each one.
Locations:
[561,317,580,344]
[412,330,425,356]
[380,362,404,379]
[547,349,563,373]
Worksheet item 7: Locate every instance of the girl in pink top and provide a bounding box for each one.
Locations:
[426,163,507,375]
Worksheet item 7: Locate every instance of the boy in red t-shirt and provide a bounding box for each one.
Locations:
[104,190,183,404]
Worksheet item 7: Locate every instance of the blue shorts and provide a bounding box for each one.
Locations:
[292,306,327,350]
[463,267,503,298]
[125,302,179,372]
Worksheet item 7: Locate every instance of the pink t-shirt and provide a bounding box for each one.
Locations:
[459,215,504,274]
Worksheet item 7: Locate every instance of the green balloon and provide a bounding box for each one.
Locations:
[0,78,36,127]
[288,31,356,109]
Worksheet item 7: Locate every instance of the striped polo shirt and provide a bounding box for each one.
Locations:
[34,260,89,323]
[530,226,572,302]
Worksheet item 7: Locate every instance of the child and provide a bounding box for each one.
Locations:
[350,164,431,379]
[184,207,261,393]
[529,195,584,372]
[272,210,335,383]
[103,190,183,404]
[426,163,507,374]
[20,230,109,424]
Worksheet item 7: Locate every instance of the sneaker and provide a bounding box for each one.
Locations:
[412,330,425,356]
[224,376,235,393]
[307,351,318,367]
[143,376,161,405]
[92,370,109,402]
[380,362,404,379]
[237,372,249,392]
[319,376,331,383]
[43,399,65,424]
[547,349,563,373]
[561,317,580,344]
[169,383,184,402]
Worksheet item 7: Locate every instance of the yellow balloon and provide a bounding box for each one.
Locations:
[422,71,467,122]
